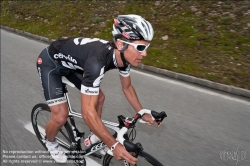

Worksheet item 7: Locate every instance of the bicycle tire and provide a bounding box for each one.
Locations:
[102,150,164,166]
[31,103,75,151]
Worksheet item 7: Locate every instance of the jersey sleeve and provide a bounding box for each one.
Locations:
[119,64,131,77]
[81,56,105,95]
[48,37,72,56]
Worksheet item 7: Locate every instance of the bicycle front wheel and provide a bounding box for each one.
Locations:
[102,150,164,166]
[31,103,75,151]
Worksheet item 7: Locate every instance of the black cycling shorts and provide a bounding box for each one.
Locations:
[36,47,83,106]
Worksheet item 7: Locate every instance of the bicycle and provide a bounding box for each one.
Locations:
[31,77,167,166]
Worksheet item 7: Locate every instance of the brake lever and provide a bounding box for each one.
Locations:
[153,111,167,125]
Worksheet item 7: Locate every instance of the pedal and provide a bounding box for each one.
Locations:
[90,152,102,159]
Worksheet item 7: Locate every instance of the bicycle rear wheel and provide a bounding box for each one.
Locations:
[102,150,164,166]
[31,103,75,151]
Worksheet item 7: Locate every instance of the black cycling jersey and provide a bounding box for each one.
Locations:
[36,37,130,106]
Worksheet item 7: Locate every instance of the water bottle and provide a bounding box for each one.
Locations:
[84,134,100,147]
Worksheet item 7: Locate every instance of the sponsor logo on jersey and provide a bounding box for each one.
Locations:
[37,58,42,64]
[85,89,98,94]
[81,85,99,95]
[54,53,77,64]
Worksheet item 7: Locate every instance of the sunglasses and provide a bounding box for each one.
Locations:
[118,39,150,52]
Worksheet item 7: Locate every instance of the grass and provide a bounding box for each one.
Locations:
[1,0,250,90]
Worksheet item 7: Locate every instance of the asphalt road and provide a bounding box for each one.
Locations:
[1,29,250,166]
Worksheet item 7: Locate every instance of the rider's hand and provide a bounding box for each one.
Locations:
[142,113,154,126]
[142,114,162,127]
[112,143,138,164]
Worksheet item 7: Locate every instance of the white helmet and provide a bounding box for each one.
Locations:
[112,14,154,41]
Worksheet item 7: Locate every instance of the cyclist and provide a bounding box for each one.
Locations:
[36,14,159,164]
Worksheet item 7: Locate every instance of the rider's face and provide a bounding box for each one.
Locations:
[124,40,149,67]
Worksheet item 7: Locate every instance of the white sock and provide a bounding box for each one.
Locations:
[46,140,58,151]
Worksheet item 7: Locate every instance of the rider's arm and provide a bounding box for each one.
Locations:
[120,75,155,125]
[119,75,143,112]
[80,58,116,148]
[81,94,116,148]
[81,94,137,164]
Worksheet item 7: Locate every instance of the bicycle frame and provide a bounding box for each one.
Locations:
[62,81,121,159]
[60,77,167,163]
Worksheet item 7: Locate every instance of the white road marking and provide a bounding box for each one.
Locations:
[24,122,101,166]
[131,69,250,106]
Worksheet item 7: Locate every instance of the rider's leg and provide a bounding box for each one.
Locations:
[44,102,68,163]
[36,47,69,163]
[45,102,69,142]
